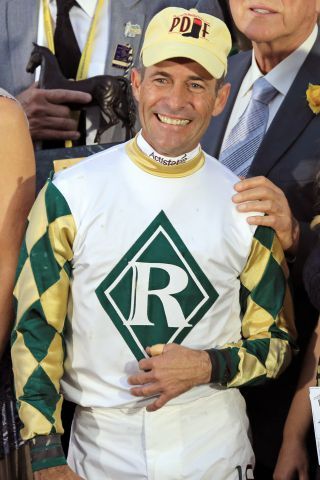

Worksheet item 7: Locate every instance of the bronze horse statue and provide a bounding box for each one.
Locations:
[26,43,136,143]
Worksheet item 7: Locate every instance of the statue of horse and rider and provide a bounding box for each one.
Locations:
[26,43,136,144]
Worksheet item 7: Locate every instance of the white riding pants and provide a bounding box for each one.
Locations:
[67,389,254,480]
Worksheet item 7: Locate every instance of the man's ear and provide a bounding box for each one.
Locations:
[131,68,142,103]
[212,82,231,117]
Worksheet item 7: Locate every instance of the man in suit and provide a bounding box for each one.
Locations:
[0,0,223,145]
[202,0,320,478]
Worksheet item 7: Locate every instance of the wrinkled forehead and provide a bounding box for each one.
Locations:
[143,57,215,80]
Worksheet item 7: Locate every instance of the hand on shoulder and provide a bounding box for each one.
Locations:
[232,175,300,254]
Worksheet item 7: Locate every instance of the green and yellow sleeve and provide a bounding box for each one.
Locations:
[11,180,76,470]
[208,225,297,387]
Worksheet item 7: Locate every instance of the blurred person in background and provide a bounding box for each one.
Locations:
[0,89,35,479]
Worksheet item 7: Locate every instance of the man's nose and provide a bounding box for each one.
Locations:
[167,82,187,110]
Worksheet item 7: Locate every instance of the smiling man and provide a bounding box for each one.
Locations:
[11,7,296,480]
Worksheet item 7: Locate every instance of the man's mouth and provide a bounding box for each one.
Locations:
[157,114,190,126]
[250,6,277,14]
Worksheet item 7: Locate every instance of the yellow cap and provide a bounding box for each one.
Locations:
[140,7,232,79]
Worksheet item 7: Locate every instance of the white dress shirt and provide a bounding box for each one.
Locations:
[220,25,318,152]
[37,0,111,144]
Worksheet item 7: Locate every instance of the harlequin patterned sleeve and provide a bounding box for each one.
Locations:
[11,179,76,471]
[207,225,297,387]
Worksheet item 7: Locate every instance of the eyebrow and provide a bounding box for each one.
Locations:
[149,71,172,78]
[149,71,208,82]
[188,76,207,82]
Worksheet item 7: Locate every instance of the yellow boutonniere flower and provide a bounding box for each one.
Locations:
[306,84,320,114]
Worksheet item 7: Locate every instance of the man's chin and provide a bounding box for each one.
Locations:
[244,25,280,44]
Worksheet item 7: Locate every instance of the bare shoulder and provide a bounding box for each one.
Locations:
[0,95,34,181]
[0,95,28,129]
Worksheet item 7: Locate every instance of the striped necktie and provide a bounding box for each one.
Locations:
[220,77,278,177]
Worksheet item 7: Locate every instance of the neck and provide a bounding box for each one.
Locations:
[252,24,316,74]
[126,134,205,179]
[138,132,200,166]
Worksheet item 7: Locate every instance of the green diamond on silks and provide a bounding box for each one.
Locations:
[96,211,218,360]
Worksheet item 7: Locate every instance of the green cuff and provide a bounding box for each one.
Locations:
[205,348,239,385]
[29,434,67,472]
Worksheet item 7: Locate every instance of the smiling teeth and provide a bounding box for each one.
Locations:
[158,114,190,126]
[254,8,271,13]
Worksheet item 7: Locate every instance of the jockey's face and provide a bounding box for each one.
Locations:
[131,58,229,157]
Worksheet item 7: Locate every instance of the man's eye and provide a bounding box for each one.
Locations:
[190,82,204,90]
[154,77,168,85]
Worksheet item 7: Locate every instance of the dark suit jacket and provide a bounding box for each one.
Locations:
[202,35,320,470]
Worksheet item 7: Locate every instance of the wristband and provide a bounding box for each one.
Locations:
[29,434,67,472]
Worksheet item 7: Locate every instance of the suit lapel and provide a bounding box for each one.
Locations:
[105,0,145,75]
[6,0,39,94]
[249,33,320,177]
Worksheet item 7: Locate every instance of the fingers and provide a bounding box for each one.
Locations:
[232,176,292,228]
[45,89,92,105]
[147,343,177,356]
[128,347,169,401]
[243,213,291,238]
[26,98,72,118]
[128,344,205,412]
[130,383,162,399]
[240,205,295,251]
[129,367,164,400]
[30,114,79,131]
[128,370,154,387]
[233,177,286,215]
[148,343,165,356]
[233,186,282,205]
[236,199,275,214]
[146,395,169,412]
[29,115,81,141]
[131,385,171,412]
[28,101,82,142]
[17,85,90,141]
[234,175,281,194]
[245,214,288,228]
[30,128,81,141]
[39,102,72,118]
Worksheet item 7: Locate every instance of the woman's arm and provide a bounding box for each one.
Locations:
[274,318,320,480]
[0,97,35,359]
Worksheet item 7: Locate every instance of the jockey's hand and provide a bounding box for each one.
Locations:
[128,344,211,412]
[17,83,91,141]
